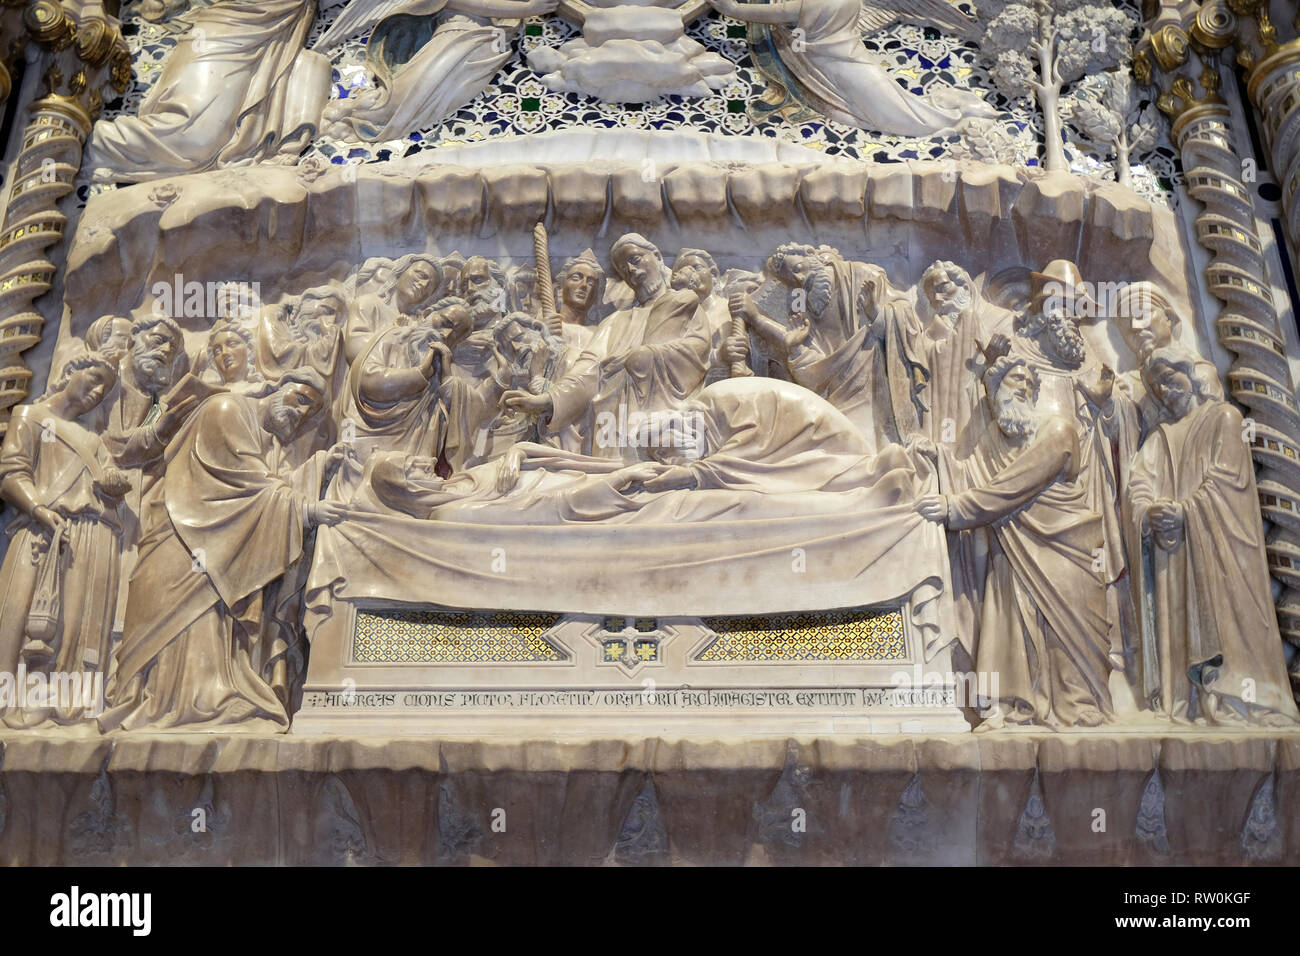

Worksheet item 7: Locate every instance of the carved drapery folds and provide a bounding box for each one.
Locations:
[1138,3,1300,650]
[0,1,128,442]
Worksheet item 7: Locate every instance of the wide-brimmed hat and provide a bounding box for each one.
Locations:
[1030,259,1100,318]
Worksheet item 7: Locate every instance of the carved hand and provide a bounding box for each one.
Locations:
[32,505,64,537]
[307,500,347,528]
[502,389,553,416]
[94,468,133,501]
[156,393,200,438]
[642,465,697,493]
[720,333,750,367]
[609,462,666,492]
[728,291,758,323]
[916,494,949,524]
[543,312,564,337]
[325,442,360,480]
[496,446,527,494]
[909,436,939,463]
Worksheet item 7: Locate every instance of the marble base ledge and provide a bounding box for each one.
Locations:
[1,731,1298,865]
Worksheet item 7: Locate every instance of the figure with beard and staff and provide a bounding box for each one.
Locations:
[919,348,1113,729]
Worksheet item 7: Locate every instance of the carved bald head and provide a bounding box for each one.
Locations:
[611,234,667,305]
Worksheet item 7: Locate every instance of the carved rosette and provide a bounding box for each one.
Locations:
[1139,7,1300,648]
[0,3,128,441]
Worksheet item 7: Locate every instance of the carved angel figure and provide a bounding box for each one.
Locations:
[317,0,559,142]
[713,0,996,135]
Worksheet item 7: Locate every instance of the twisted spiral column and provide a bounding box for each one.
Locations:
[1247,41,1300,250]
[0,93,88,435]
[0,3,128,442]
[1174,100,1300,643]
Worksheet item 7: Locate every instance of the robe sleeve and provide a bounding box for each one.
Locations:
[1179,404,1258,539]
[164,395,308,608]
[946,418,1078,530]
[547,318,615,432]
[0,407,42,518]
[623,291,710,407]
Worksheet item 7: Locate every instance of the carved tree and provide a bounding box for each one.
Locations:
[977,0,1135,172]
[1067,68,1159,188]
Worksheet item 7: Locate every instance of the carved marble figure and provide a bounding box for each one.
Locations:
[0,354,129,727]
[709,0,996,135]
[920,351,1112,729]
[84,0,331,182]
[1129,346,1299,727]
[101,370,346,732]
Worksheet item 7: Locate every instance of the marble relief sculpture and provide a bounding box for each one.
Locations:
[83,0,332,183]
[505,234,711,459]
[0,354,129,727]
[710,0,997,136]
[2,189,1293,741]
[920,351,1113,729]
[1129,347,1299,727]
[100,371,347,732]
[317,0,561,141]
[2,0,1300,872]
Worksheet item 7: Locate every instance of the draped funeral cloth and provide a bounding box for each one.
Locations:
[765,0,995,136]
[329,4,512,141]
[784,260,924,452]
[0,407,122,726]
[545,288,710,460]
[308,378,955,658]
[101,394,325,732]
[83,0,330,180]
[1128,400,1299,723]
[952,417,1112,725]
